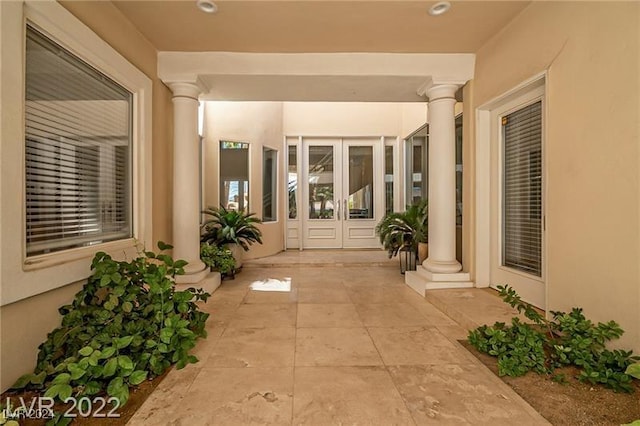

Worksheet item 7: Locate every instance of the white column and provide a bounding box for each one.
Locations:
[405,80,472,295]
[423,83,462,274]
[168,81,208,284]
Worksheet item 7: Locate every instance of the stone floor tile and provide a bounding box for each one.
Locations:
[293,366,414,425]
[297,303,363,327]
[406,298,459,326]
[163,367,294,425]
[297,287,351,303]
[243,288,299,304]
[295,327,383,366]
[436,324,474,342]
[229,303,297,328]
[388,364,549,425]
[355,302,431,327]
[347,286,408,304]
[368,326,476,365]
[127,365,201,425]
[207,327,296,367]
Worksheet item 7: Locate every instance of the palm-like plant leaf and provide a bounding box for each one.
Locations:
[375,200,428,258]
[201,205,263,251]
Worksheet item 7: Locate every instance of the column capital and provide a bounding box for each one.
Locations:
[416,77,463,100]
[166,78,208,100]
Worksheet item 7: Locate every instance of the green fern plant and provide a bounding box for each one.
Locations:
[201,205,263,251]
[375,200,427,258]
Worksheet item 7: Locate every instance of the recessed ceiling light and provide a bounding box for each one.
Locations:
[196,0,218,14]
[428,1,451,16]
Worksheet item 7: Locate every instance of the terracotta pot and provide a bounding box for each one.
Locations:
[418,242,429,264]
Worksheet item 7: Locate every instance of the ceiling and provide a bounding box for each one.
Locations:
[112,1,530,53]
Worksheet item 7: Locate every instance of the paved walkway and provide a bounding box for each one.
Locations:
[129,251,548,425]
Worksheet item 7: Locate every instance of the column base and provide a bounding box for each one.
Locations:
[405,265,473,296]
[175,270,222,294]
[423,258,463,274]
[175,265,209,285]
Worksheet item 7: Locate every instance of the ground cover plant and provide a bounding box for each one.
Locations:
[7,242,210,424]
[468,285,639,393]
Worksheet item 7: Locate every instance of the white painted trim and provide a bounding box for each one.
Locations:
[159,52,475,80]
[475,109,491,287]
[475,72,547,306]
[0,1,152,305]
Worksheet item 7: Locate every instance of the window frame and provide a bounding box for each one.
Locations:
[0,0,152,305]
[218,140,250,212]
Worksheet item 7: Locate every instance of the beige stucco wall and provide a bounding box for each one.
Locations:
[204,101,429,259]
[473,2,639,352]
[203,102,285,260]
[60,1,174,246]
[283,102,426,137]
[0,1,170,391]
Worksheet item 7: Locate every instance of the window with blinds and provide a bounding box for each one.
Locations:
[25,26,132,257]
[501,100,542,277]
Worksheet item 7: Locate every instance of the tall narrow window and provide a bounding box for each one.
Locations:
[25,26,132,256]
[262,148,277,222]
[220,141,249,211]
[384,145,394,215]
[404,131,428,206]
[288,145,297,219]
[502,101,542,276]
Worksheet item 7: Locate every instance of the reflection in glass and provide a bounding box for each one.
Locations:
[384,145,394,215]
[404,134,427,205]
[288,146,297,219]
[308,146,334,220]
[220,141,249,211]
[348,146,374,219]
[262,148,277,222]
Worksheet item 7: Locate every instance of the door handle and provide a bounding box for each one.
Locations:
[336,199,340,220]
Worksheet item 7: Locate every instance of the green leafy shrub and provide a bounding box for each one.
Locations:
[468,285,639,393]
[200,242,236,275]
[11,242,210,406]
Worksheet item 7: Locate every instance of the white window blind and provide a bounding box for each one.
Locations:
[25,25,132,256]
[502,100,542,277]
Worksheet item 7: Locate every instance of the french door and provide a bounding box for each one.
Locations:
[300,137,383,249]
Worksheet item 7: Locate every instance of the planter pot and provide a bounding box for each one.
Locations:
[399,247,417,274]
[418,242,429,264]
[226,243,244,270]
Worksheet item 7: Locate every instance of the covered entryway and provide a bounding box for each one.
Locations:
[288,137,385,249]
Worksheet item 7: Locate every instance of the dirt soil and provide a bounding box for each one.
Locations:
[1,369,167,425]
[461,341,640,426]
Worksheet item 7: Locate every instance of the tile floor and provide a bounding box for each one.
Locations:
[128,251,548,425]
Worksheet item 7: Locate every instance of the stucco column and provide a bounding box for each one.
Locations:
[423,83,462,274]
[168,81,208,284]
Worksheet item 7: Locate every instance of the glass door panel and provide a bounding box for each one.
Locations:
[308,145,335,220]
[347,146,374,219]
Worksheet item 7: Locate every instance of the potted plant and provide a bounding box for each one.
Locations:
[201,205,263,269]
[375,200,428,266]
[200,242,236,279]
